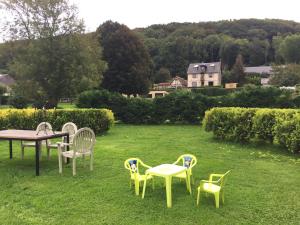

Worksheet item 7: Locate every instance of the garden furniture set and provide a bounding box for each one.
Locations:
[1,122,95,176]
[124,154,230,208]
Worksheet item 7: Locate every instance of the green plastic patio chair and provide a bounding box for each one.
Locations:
[124,158,154,196]
[197,170,231,208]
[173,154,197,184]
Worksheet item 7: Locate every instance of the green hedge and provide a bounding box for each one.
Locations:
[203,107,300,153]
[0,109,114,134]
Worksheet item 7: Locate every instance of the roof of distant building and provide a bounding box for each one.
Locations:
[187,62,221,74]
[171,76,187,86]
[157,82,171,87]
[0,74,15,86]
[244,66,272,74]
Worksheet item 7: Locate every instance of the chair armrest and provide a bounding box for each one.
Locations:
[57,142,70,146]
[199,180,218,186]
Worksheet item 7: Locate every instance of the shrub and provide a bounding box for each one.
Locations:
[204,107,300,153]
[9,95,28,109]
[0,109,114,134]
[78,90,211,124]
[119,98,154,124]
[203,107,257,142]
[191,87,236,96]
[252,109,277,143]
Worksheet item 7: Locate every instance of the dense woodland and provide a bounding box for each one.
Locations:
[134,19,300,76]
[2,16,300,104]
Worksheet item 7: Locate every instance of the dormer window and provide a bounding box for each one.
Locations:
[200,65,207,73]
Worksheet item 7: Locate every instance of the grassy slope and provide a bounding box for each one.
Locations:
[0,125,299,225]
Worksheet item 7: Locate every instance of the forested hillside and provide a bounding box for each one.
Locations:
[135,19,300,76]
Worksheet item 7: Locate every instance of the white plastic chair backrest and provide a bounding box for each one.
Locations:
[73,128,95,154]
[62,122,77,143]
[36,122,52,134]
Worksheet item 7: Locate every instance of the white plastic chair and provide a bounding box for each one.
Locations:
[46,122,78,159]
[21,122,53,160]
[58,128,96,176]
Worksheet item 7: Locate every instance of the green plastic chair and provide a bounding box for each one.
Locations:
[197,170,231,208]
[124,158,154,196]
[173,154,197,184]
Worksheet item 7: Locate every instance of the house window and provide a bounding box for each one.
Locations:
[201,81,204,86]
[208,81,214,86]
[192,74,197,78]
[192,82,197,87]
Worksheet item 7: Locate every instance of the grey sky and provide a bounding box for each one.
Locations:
[71,0,300,31]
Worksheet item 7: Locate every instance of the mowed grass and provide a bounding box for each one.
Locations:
[0,125,299,225]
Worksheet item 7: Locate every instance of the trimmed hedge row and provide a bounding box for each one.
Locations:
[77,86,300,125]
[203,107,300,153]
[0,109,114,134]
[77,90,209,124]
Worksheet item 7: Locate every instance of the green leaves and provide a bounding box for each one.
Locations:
[203,107,300,153]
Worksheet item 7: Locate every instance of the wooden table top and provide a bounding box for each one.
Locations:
[0,129,68,141]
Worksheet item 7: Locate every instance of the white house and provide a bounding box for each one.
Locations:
[187,62,222,88]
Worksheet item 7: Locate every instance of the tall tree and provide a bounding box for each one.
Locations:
[279,34,300,63]
[270,64,300,86]
[153,67,171,83]
[97,21,152,96]
[0,0,105,107]
[231,54,246,85]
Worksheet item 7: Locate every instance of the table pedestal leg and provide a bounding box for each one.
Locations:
[35,141,41,176]
[166,176,172,208]
[9,140,12,159]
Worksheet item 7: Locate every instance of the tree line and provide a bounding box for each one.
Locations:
[1,1,300,107]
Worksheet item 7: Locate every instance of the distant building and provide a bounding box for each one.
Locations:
[148,91,169,98]
[170,76,187,89]
[0,74,15,95]
[154,76,187,90]
[225,83,238,89]
[187,62,222,88]
[244,66,272,85]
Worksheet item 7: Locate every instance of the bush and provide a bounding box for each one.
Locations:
[203,107,257,142]
[9,95,28,109]
[252,109,277,143]
[0,109,114,134]
[203,107,300,153]
[76,86,298,125]
[191,87,237,96]
[77,90,211,124]
[119,98,154,124]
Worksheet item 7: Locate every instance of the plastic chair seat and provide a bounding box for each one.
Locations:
[62,150,90,158]
[131,173,153,181]
[202,183,221,193]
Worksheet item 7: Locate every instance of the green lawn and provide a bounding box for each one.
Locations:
[0,125,299,225]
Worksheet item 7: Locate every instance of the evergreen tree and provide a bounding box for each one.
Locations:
[231,54,246,85]
[97,21,152,96]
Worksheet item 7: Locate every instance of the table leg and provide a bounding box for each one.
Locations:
[9,140,12,159]
[166,176,172,208]
[142,174,148,199]
[66,134,70,164]
[35,141,40,176]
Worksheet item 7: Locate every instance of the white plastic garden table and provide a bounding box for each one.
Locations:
[142,164,192,208]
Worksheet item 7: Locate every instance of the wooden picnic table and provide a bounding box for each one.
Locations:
[0,129,69,176]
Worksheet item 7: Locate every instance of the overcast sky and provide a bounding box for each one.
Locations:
[71,0,300,31]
